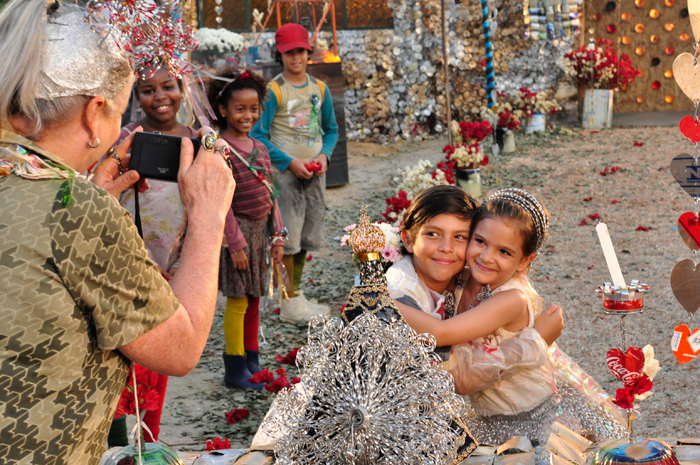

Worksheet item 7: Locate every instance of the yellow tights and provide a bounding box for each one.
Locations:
[223,296,247,355]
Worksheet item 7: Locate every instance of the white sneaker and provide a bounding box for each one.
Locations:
[279,290,331,323]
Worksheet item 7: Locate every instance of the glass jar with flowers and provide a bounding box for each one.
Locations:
[562,38,640,128]
[443,119,492,197]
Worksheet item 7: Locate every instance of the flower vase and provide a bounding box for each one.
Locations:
[503,130,516,153]
[455,168,482,198]
[525,113,546,134]
[581,89,613,129]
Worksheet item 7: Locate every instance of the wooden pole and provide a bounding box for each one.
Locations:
[310,1,332,47]
[441,0,453,146]
[331,1,337,55]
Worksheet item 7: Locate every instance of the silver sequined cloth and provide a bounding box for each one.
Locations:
[37,9,128,100]
[463,381,626,445]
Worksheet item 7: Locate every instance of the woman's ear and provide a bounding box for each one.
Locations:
[517,253,536,273]
[83,95,107,140]
[400,230,413,254]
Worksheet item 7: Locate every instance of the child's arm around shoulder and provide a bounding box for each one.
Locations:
[249,89,293,172]
[399,289,529,346]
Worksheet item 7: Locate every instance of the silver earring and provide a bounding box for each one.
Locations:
[88,137,100,148]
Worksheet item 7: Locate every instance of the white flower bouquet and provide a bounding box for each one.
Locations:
[193,27,245,53]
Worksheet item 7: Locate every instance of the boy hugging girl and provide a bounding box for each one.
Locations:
[387,185,626,445]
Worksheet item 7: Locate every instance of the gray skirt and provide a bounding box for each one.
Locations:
[219,217,269,298]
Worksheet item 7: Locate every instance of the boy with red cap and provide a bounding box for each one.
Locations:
[252,23,338,319]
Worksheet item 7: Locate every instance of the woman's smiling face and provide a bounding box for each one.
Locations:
[402,213,470,293]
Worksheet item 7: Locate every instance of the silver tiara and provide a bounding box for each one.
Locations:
[485,188,549,253]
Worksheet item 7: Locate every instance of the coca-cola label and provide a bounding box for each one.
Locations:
[606,347,645,386]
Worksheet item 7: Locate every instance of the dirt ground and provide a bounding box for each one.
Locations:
[156,127,700,452]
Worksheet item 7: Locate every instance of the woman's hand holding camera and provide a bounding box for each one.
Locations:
[177,127,235,225]
[91,127,149,197]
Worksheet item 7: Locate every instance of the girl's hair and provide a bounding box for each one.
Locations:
[471,188,550,258]
[206,67,267,130]
[0,1,132,138]
[400,185,480,255]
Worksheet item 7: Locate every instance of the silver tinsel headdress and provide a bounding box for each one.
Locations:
[37,8,128,100]
[485,187,549,253]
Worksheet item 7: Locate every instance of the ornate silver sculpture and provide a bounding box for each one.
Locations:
[259,208,474,465]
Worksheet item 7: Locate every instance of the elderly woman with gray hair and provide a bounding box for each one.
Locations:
[0,1,234,463]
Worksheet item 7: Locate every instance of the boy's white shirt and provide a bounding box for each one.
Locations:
[385,255,445,319]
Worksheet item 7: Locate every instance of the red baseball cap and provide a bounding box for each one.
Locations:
[275,23,312,53]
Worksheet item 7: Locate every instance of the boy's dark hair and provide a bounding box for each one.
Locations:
[400,185,479,255]
[470,192,550,258]
[275,48,314,66]
[206,66,267,130]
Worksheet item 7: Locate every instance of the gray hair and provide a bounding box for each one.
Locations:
[0,0,132,138]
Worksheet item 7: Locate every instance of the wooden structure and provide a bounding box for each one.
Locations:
[253,0,338,55]
[587,0,694,112]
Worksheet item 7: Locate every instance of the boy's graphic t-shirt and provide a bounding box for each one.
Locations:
[269,74,324,162]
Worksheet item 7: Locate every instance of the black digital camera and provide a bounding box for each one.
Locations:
[130,132,201,182]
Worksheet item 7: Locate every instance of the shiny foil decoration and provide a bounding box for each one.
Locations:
[636,46,647,55]
[607,24,617,33]
[665,22,675,31]
[649,8,661,18]
[635,0,645,8]
[264,312,469,465]
[680,32,691,41]
[593,13,603,21]
[652,80,662,89]
[665,69,674,78]
[622,35,633,44]
[637,95,645,103]
[622,12,632,21]
[650,34,660,43]
[666,94,675,103]
[86,0,198,79]
[348,207,386,260]
[639,68,647,77]
[665,0,675,6]
[666,46,676,55]
[591,438,679,465]
[635,23,646,33]
[651,57,661,66]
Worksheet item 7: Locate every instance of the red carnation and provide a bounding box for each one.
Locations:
[275,348,299,365]
[206,437,231,451]
[225,408,250,425]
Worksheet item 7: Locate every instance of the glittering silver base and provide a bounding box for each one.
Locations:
[463,382,626,446]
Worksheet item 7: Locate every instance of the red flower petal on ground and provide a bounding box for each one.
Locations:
[225,408,250,425]
[308,279,313,283]
[633,141,644,147]
[248,368,275,384]
[273,307,281,314]
[588,213,601,221]
[611,200,619,204]
[291,377,301,384]
[206,437,231,451]
[590,130,599,134]
[340,304,347,313]
[588,265,595,270]
[306,255,313,261]
[579,219,588,226]
[275,348,299,365]
[583,196,593,202]
[636,225,649,231]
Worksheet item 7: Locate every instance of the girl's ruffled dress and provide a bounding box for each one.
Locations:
[445,274,626,445]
